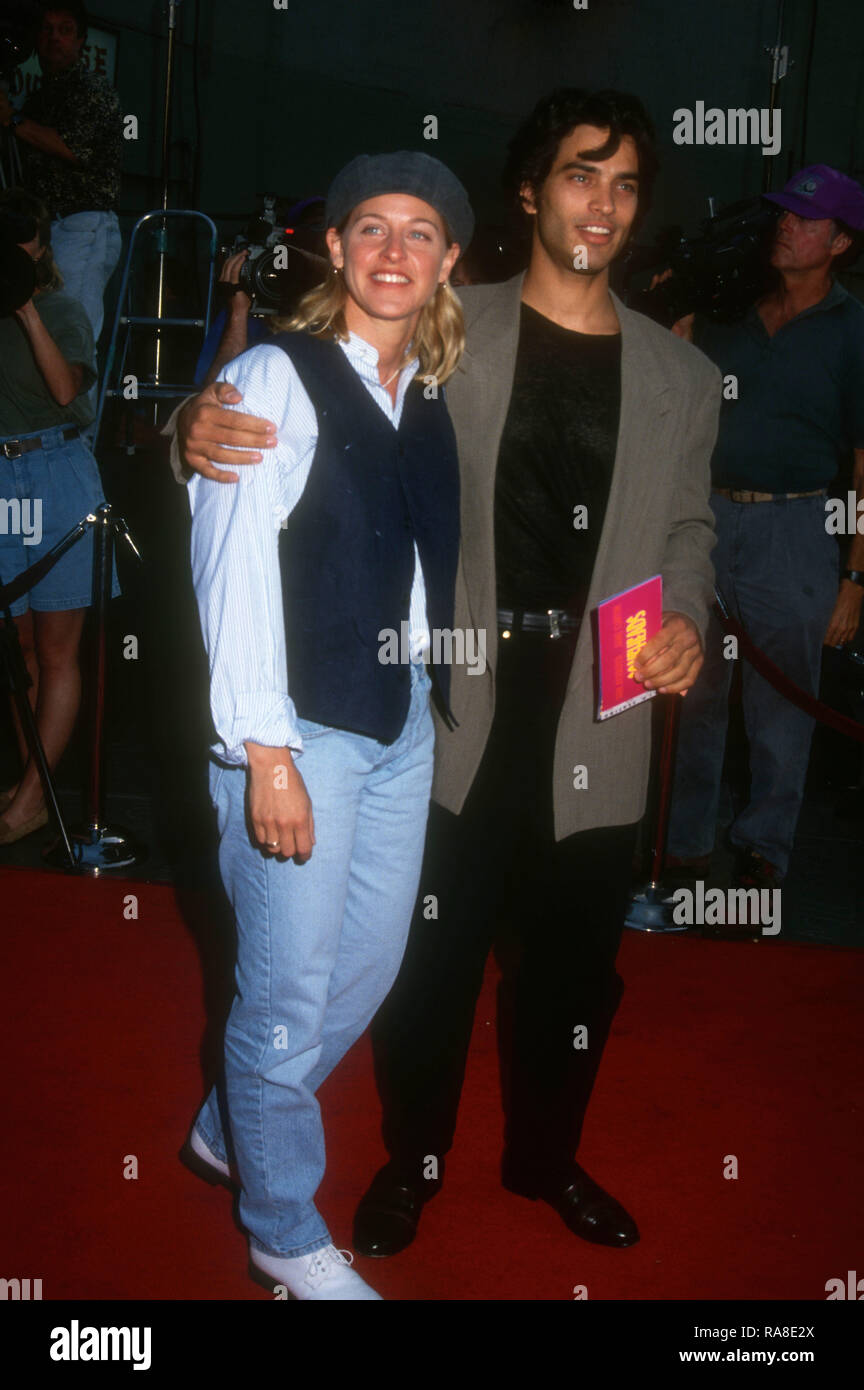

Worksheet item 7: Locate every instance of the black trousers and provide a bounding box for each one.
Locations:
[370,624,639,1186]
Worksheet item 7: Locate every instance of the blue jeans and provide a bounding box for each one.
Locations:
[667,492,838,876]
[195,661,434,1258]
[51,211,122,346]
[0,426,115,615]
[51,211,122,440]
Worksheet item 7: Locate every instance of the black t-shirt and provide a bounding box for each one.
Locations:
[494,302,621,611]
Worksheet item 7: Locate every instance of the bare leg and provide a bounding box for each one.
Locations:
[3,610,39,796]
[1,608,86,829]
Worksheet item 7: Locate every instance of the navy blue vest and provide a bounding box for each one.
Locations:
[272,331,460,744]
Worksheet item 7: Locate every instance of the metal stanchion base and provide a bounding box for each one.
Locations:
[43,822,146,875]
[625,881,690,933]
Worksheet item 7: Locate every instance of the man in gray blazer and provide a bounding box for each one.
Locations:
[172,90,720,1261]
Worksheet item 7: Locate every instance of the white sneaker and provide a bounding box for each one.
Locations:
[251,1243,382,1300]
[187,1127,233,1182]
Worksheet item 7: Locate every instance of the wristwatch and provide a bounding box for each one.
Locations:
[841,569,864,587]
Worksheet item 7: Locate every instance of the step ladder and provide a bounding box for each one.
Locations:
[94,208,219,447]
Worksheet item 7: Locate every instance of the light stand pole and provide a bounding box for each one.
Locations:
[763,0,792,193]
[152,0,183,416]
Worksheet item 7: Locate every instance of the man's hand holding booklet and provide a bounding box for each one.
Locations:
[595,576,704,719]
[596,575,663,720]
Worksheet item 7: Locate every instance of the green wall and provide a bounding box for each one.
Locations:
[89,0,863,293]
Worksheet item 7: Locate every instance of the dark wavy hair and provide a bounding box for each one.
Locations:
[40,1,88,41]
[0,187,63,290]
[504,88,660,233]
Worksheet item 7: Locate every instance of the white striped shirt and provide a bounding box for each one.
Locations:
[188,332,430,766]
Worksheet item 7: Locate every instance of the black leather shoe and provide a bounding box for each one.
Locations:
[353,1163,442,1258]
[503,1161,640,1248]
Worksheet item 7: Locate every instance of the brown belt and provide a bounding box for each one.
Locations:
[1,426,80,459]
[712,487,826,504]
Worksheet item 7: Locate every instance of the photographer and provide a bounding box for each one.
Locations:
[664,165,864,897]
[0,2,122,345]
[194,204,329,388]
[0,187,108,845]
[194,250,267,388]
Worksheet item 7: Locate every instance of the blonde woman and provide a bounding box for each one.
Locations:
[181,153,472,1300]
[0,189,105,844]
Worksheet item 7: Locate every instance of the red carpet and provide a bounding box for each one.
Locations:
[2,864,861,1301]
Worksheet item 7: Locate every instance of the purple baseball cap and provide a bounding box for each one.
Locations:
[764,164,864,229]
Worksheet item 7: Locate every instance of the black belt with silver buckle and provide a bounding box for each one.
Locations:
[497,607,582,639]
[1,426,80,460]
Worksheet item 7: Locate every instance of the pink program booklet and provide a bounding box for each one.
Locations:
[596,574,663,720]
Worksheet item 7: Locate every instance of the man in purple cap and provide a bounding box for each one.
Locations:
[666,165,864,904]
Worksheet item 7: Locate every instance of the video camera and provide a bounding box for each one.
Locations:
[221,194,328,315]
[623,196,782,326]
[0,0,39,82]
[0,205,36,315]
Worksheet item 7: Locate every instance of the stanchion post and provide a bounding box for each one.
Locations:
[625,693,688,933]
[649,691,681,887]
[43,503,146,874]
[86,504,111,829]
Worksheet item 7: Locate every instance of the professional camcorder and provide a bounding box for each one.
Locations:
[623,196,782,326]
[0,205,36,315]
[0,0,39,81]
[221,194,328,315]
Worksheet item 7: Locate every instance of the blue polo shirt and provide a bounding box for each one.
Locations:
[694,281,864,491]
[193,311,270,385]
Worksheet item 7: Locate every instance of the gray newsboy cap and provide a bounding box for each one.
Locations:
[325,150,474,250]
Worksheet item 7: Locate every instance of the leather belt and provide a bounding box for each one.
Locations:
[712,486,826,503]
[1,426,80,460]
[497,607,581,640]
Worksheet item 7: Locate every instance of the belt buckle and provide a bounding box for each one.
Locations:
[2,440,22,460]
[547,609,562,640]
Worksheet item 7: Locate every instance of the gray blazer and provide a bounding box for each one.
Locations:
[435,274,721,840]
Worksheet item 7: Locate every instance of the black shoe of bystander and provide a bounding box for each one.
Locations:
[353,1162,444,1258]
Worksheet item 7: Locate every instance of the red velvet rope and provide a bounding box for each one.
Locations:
[713,600,864,744]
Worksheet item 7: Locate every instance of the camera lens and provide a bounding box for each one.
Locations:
[251,249,285,308]
[0,242,37,316]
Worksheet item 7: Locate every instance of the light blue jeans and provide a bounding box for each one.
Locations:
[195,661,434,1258]
[51,210,122,346]
[667,492,838,876]
[51,211,122,440]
